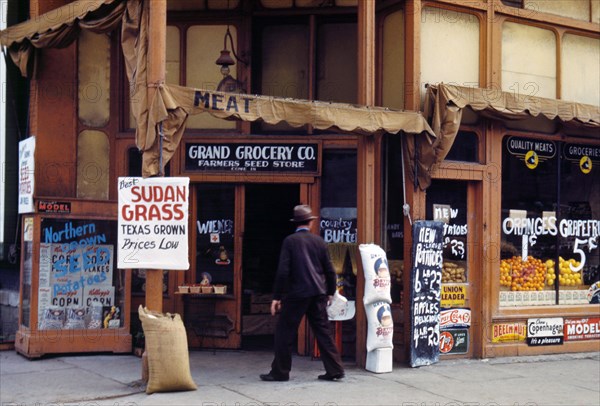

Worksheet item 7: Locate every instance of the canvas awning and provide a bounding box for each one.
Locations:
[424,83,600,163]
[0,0,126,77]
[142,84,437,185]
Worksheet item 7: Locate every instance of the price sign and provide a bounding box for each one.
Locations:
[409,220,445,367]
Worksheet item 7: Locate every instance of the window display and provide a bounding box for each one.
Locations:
[38,218,124,330]
[500,137,600,306]
[320,150,358,301]
[195,184,235,294]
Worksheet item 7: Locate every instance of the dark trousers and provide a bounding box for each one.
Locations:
[270,295,344,378]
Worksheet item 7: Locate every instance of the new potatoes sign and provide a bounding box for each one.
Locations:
[118,177,189,270]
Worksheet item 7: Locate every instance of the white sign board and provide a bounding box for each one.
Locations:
[118,177,189,270]
[527,317,564,346]
[18,137,35,213]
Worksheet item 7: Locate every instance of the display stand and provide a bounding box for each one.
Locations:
[15,201,131,358]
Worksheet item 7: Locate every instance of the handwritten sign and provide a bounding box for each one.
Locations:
[185,142,319,174]
[118,177,189,270]
[409,220,444,367]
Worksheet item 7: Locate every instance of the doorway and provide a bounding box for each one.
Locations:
[425,178,483,358]
[242,184,300,349]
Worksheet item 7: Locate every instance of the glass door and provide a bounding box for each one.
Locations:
[426,179,479,358]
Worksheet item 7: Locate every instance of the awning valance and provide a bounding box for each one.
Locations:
[425,83,600,163]
[141,84,438,186]
[0,0,126,77]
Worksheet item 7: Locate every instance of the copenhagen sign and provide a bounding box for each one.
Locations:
[185,142,319,174]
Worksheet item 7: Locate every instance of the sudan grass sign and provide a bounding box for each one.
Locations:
[118,177,190,270]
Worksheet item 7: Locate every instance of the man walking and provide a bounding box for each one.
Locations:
[260,205,345,382]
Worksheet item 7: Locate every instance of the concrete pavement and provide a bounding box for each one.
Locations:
[1,349,599,406]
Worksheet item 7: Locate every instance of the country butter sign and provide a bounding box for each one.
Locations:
[185,142,319,174]
[441,284,467,307]
[491,322,527,343]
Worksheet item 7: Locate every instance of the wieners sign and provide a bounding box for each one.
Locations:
[117,177,190,270]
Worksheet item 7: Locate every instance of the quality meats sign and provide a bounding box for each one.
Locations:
[440,308,471,329]
[527,318,564,346]
[118,177,189,270]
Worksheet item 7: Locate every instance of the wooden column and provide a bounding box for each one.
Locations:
[145,0,167,313]
[404,0,421,111]
[30,0,77,198]
[356,0,376,368]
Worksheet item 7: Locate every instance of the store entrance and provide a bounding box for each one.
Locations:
[241,184,300,349]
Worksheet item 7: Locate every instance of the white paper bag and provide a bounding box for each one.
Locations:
[327,291,355,320]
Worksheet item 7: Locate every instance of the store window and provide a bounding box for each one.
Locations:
[500,136,600,307]
[320,149,357,300]
[501,22,556,99]
[78,31,110,128]
[186,25,238,130]
[381,9,405,110]
[256,18,357,133]
[196,184,235,293]
[524,0,591,22]
[77,130,109,200]
[561,34,600,106]
[383,136,406,303]
[444,131,479,163]
[38,218,125,330]
[420,7,480,104]
[426,180,469,285]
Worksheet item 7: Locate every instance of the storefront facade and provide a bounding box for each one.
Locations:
[1,0,598,364]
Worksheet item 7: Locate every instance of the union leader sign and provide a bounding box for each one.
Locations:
[117,177,189,270]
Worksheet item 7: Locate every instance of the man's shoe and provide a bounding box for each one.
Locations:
[260,373,289,382]
[318,372,345,381]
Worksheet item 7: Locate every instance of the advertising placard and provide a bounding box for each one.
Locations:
[441,284,467,307]
[409,220,444,367]
[527,318,564,346]
[39,218,118,330]
[185,142,319,174]
[491,322,527,343]
[439,329,469,354]
[564,317,600,341]
[118,177,189,270]
[440,308,471,329]
[18,136,35,214]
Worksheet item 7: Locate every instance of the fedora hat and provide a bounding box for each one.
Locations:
[290,205,317,222]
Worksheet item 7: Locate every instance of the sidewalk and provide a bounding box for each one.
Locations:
[1,349,599,406]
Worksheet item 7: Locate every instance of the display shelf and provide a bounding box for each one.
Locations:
[175,292,235,300]
[16,209,132,358]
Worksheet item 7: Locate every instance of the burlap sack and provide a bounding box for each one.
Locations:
[138,305,197,394]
